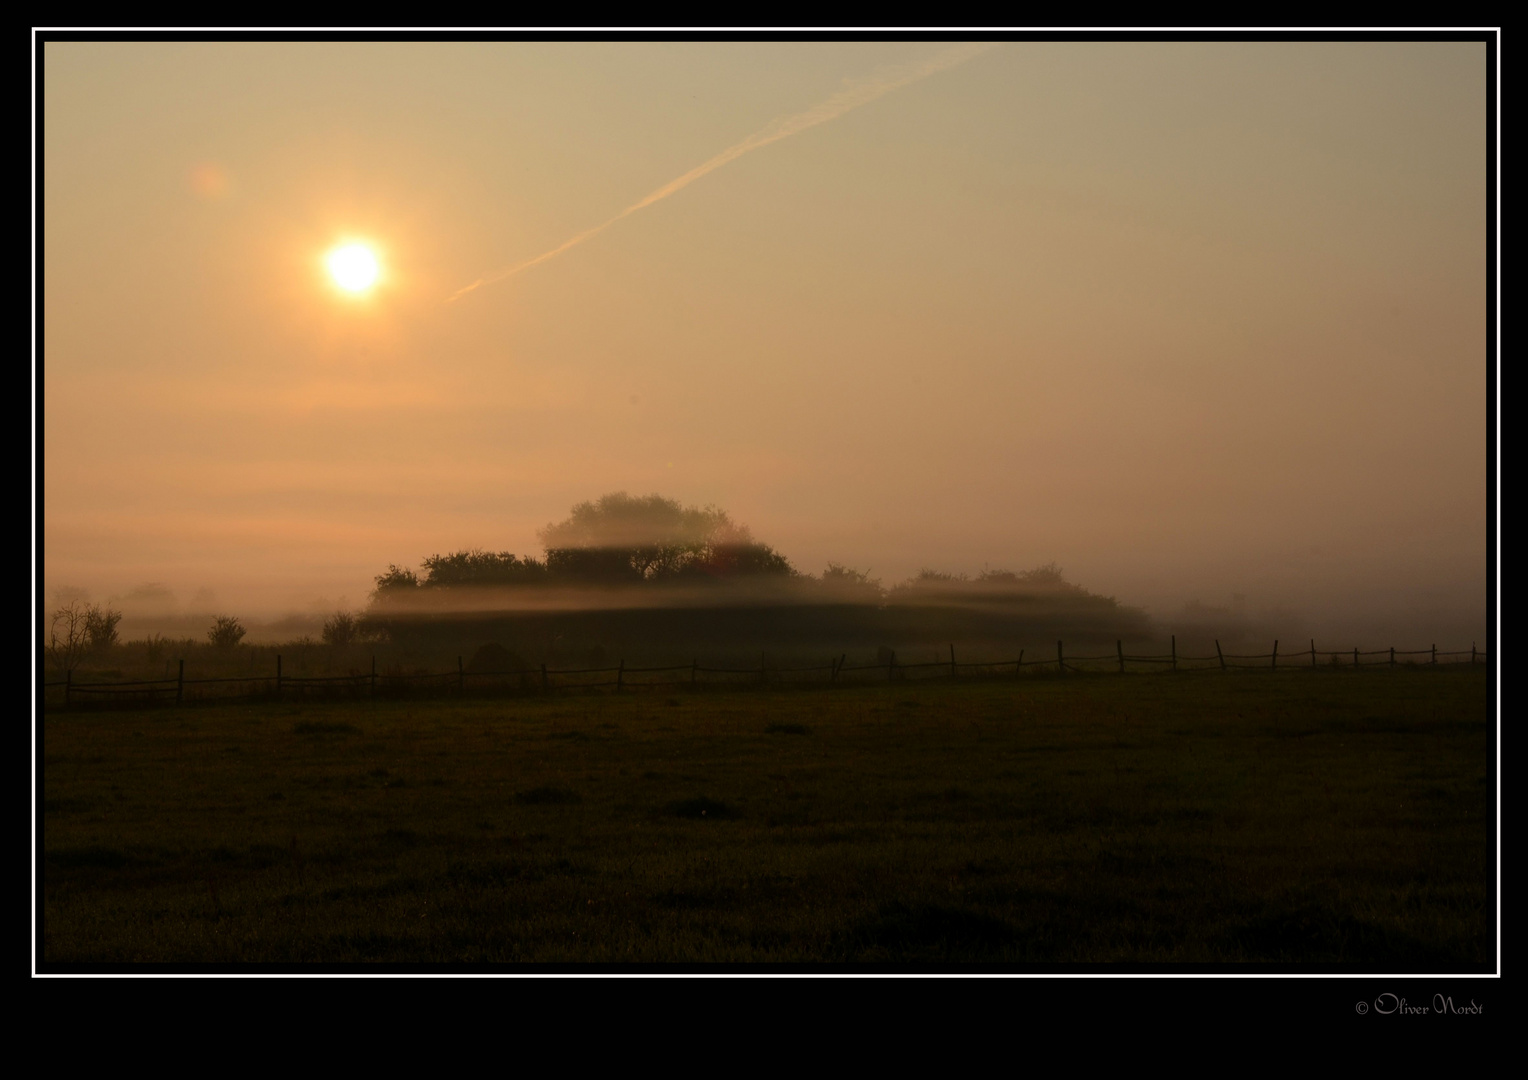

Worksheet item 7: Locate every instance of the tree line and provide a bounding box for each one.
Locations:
[43,492,1138,673]
[368,492,1107,605]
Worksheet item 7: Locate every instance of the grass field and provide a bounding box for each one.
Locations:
[39,668,1495,966]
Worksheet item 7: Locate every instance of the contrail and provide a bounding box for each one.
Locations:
[448,42,997,301]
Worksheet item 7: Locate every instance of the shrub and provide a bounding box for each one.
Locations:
[207,616,246,648]
[322,610,358,646]
[85,606,122,650]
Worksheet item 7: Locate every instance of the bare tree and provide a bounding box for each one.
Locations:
[46,601,93,675]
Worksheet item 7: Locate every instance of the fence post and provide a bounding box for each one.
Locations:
[1117,640,1125,674]
[1389,647,1395,669]
[1171,635,1177,673]
[618,659,625,690]
[1216,640,1225,671]
[177,659,184,706]
[1016,649,1024,677]
[370,655,377,697]
[276,654,282,697]
[950,644,957,680]
[65,668,72,708]
[1057,640,1064,675]
[1431,644,1437,666]
[458,656,464,695]
[1354,647,1359,667]
[1472,643,1477,665]
[1310,640,1317,669]
[541,663,548,692]
[1271,640,1278,670]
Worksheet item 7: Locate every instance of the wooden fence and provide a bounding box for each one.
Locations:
[39,636,1488,709]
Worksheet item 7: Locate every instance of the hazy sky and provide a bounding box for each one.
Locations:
[42,40,1489,640]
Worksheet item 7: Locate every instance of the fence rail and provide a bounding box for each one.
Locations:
[39,636,1489,709]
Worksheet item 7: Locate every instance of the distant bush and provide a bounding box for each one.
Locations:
[912,569,965,585]
[891,562,1093,600]
[85,606,122,651]
[819,564,884,603]
[322,610,358,646]
[207,616,247,648]
[139,633,168,662]
[1014,562,1068,588]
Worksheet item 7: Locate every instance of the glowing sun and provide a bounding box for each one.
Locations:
[326,242,381,293]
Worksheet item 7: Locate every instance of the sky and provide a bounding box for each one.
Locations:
[41,40,1491,644]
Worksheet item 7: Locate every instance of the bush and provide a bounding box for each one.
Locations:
[85,606,122,651]
[207,616,246,648]
[322,610,358,646]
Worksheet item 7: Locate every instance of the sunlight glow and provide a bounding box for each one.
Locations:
[326,243,381,293]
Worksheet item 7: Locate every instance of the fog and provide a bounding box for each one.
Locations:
[42,42,1490,652]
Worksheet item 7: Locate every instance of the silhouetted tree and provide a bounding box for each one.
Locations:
[539,493,723,580]
[420,550,549,588]
[369,492,800,598]
[46,601,93,674]
[538,492,795,583]
[372,565,421,595]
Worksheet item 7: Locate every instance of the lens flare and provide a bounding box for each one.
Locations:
[326,243,381,293]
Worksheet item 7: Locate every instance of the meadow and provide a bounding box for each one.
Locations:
[39,668,1494,967]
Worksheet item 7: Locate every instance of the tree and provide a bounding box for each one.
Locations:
[419,551,548,588]
[538,492,794,583]
[44,601,121,673]
[365,493,798,605]
[208,616,246,648]
[372,565,421,595]
[46,601,93,675]
[540,492,726,580]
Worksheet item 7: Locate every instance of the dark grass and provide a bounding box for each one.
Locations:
[39,669,1494,965]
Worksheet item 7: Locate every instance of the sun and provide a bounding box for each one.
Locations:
[325,242,381,294]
